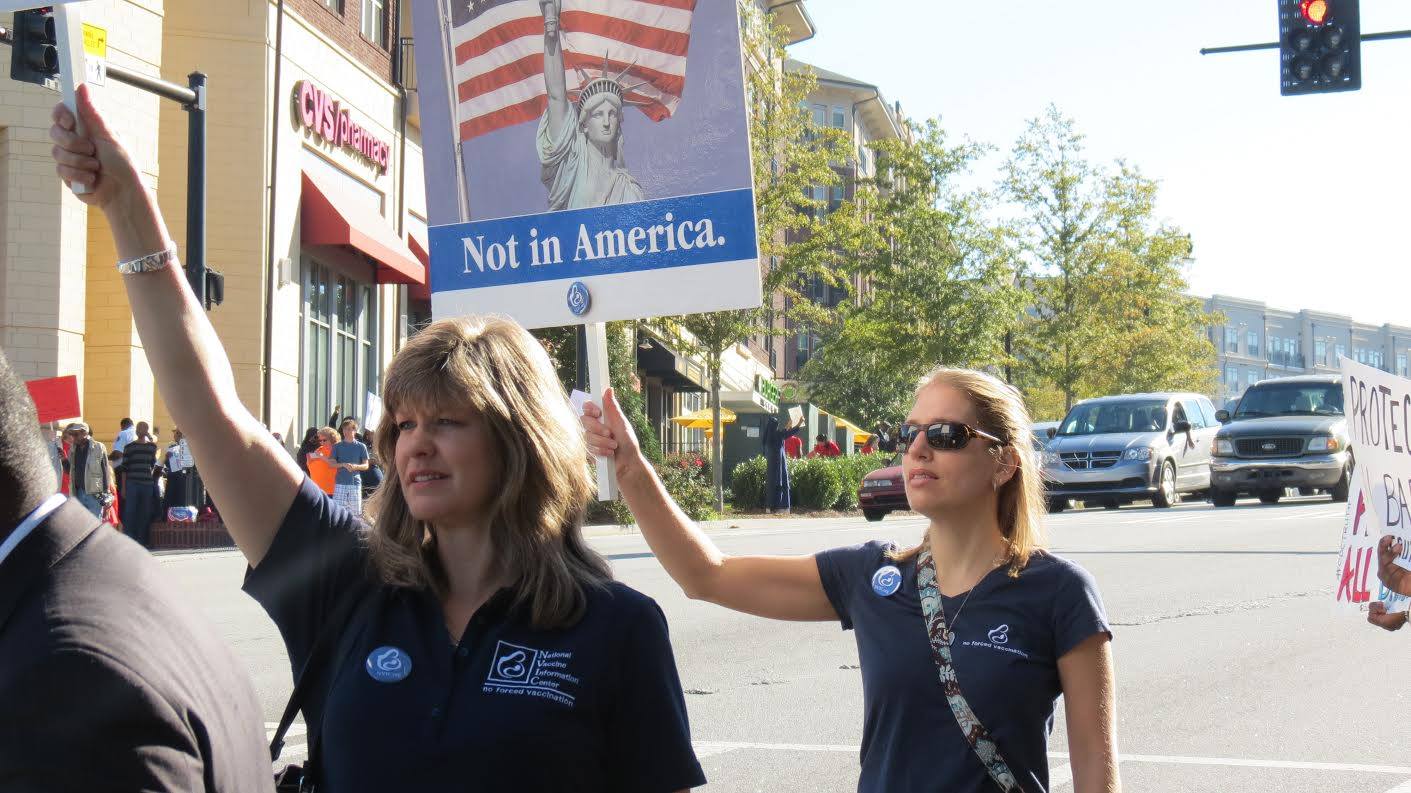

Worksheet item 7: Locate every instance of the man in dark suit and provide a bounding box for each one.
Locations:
[0,350,273,792]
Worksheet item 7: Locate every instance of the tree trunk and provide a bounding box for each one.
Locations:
[711,361,724,514]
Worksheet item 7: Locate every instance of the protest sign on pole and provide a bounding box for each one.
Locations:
[411,0,761,499]
[1333,359,1411,611]
[24,375,81,424]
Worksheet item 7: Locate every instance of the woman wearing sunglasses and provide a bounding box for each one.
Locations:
[582,367,1119,792]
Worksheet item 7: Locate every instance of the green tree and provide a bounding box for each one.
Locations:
[800,119,1020,427]
[1003,105,1112,413]
[664,3,866,511]
[1003,107,1220,412]
[1084,166,1220,397]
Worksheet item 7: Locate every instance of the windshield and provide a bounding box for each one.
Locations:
[1058,400,1168,436]
[1234,383,1343,418]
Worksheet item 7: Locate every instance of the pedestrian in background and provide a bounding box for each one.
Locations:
[809,433,842,458]
[359,428,384,500]
[121,423,161,548]
[584,366,1120,793]
[164,428,193,511]
[64,422,112,518]
[762,414,805,514]
[295,426,319,473]
[331,418,370,515]
[875,421,897,454]
[860,434,877,455]
[305,427,339,496]
[113,416,135,453]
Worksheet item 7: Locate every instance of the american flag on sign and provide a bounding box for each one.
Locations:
[451,0,696,141]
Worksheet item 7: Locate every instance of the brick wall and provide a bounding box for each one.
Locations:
[285,0,395,83]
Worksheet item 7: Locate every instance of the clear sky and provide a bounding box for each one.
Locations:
[791,0,1411,328]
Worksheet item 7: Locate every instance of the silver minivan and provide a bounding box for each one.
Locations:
[1041,392,1222,512]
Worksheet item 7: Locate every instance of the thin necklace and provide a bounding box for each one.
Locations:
[941,586,977,636]
[937,550,1010,641]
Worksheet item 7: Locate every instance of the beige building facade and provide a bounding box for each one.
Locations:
[1,0,428,444]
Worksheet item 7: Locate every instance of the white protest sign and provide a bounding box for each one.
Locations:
[364,391,384,432]
[412,0,761,329]
[1333,359,1411,610]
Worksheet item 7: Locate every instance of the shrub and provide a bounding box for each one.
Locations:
[730,455,767,510]
[831,452,896,510]
[790,457,843,511]
[585,495,635,527]
[658,463,717,521]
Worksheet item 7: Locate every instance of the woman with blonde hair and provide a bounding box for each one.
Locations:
[49,86,703,792]
[583,367,1119,792]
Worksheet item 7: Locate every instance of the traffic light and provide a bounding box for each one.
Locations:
[1280,0,1360,95]
[9,8,59,88]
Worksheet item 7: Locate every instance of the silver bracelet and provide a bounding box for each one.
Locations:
[117,246,178,275]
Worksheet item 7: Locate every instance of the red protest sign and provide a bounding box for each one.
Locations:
[24,375,81,424]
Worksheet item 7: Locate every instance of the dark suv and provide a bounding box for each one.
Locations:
[1209,375,1351,506]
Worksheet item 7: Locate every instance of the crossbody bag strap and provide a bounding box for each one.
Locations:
[916,543,1025,793]
[269,583,376,763]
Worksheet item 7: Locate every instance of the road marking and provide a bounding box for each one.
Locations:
[1048,763,1072,789]
[264,722,307,739]
[692,741,1411,776]
[1381,779,1411,793]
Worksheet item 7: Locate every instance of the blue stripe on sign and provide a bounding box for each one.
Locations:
[428,189,758,293]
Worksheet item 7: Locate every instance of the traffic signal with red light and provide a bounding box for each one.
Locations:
[9,8,60,88]
[1280,0,1360,95]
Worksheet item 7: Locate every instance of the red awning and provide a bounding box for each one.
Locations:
[300,170,425,286]
[406,231,432,303]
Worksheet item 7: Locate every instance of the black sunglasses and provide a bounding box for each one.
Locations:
[898,421,1004,451]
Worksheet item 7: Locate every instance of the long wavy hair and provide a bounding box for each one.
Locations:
[888,367,1047,576]
[366,316,611,629]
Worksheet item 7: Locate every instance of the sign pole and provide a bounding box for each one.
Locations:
[584,321,617,501]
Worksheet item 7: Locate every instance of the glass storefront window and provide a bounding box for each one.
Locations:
[304,259,379,429]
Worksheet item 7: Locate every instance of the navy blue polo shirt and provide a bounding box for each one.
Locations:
[244,478,706,793]
[816,541,1110,793]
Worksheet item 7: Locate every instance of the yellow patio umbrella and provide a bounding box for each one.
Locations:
[671,407,737,430]
[826,413,872,446]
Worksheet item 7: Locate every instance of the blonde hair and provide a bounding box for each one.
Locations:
[317,427,338,446]
[888,367,1047,576]
[367,316,611,630]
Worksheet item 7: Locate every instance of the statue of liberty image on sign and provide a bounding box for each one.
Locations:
[538,0,648,210]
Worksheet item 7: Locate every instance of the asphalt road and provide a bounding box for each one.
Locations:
[155,494,1411,792]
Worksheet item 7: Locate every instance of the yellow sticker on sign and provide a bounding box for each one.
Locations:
[82,24,107,59]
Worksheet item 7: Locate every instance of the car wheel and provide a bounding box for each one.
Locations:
[1212,489,1237,507]
[1047,497,1068,514]
[1330,469,1350,503]
[1259,490,1282,505]
[1298,487,1318,497]
[1152,460,1177,509]
[863,509,887,522]
[1102,500,1120,510]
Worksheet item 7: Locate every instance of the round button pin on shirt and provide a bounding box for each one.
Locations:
[366,646,413,683]
[871,565,902,597]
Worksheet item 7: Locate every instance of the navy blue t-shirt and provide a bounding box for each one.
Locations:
[816,540,1111,793]
[244,477,706,793]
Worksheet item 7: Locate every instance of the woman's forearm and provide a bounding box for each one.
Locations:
[104,195,253,444]
[615,458,726,600]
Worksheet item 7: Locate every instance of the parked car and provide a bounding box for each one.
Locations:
[1209,375,1350,506]
[858,452,906,522]
[1041,393,1222,511]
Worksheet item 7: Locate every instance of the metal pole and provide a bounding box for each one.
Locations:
[1201,29,1411,55]
[186,72,207,307]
